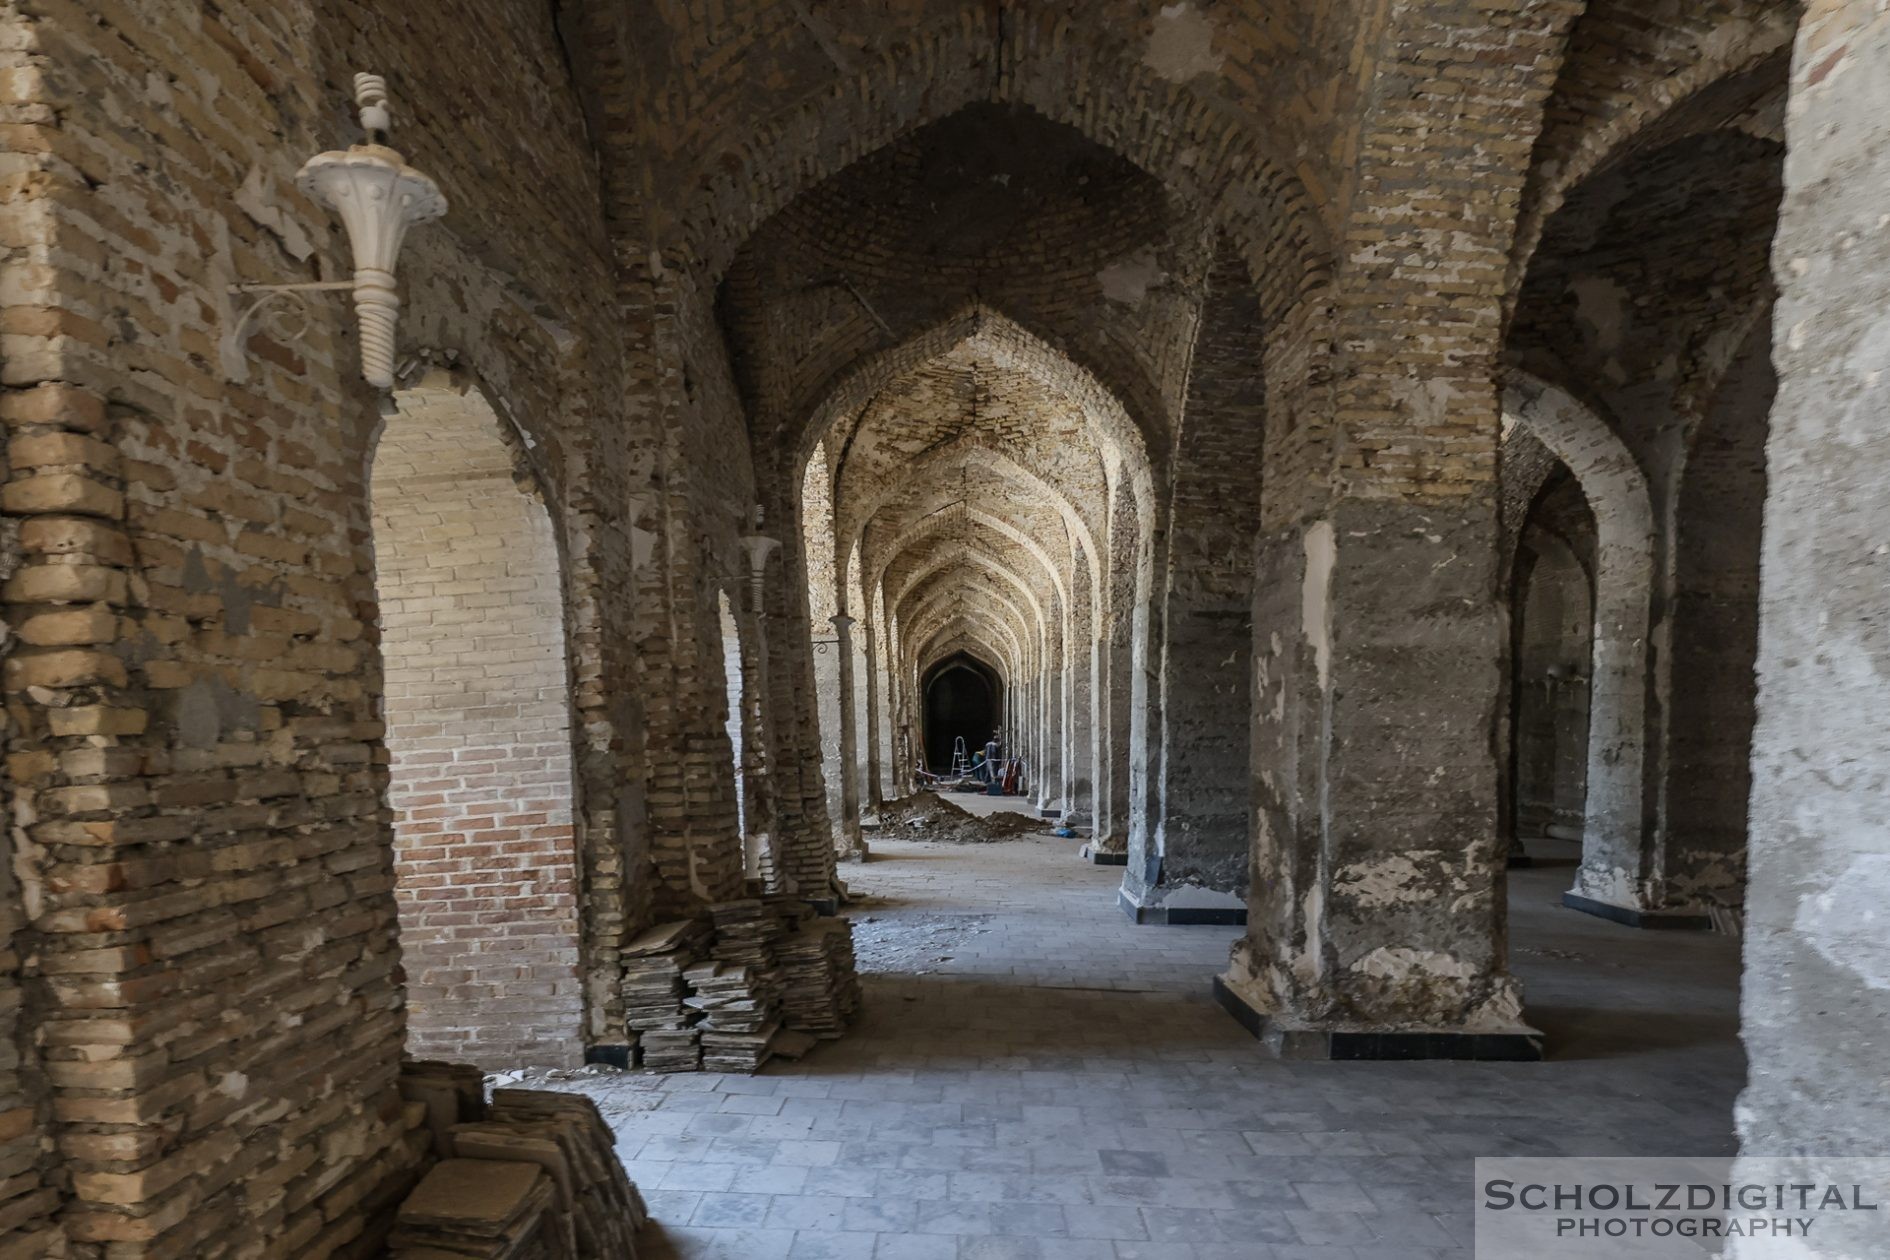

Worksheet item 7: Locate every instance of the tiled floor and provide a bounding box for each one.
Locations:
[545,815,1744,1259]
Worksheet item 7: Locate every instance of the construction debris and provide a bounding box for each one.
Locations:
[870,790,1044,843]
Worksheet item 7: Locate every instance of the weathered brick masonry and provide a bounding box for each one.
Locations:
[372,382,582,1071]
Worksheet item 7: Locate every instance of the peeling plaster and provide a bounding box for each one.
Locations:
[234,164,315,262]
[1335,853,1432,909]
[1144,2,1223,83]
[1302,522,1333,690]
[1350,946,1476,983]
[1794,856,1890,990]
[1572,861,1640,909]
[1097,247,1165,306]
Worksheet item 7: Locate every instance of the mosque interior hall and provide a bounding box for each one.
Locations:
[0,0,1884,1257]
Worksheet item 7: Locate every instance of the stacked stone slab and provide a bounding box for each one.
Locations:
[776,912,863,1038]
[476,1091,651,1256]
[618,904,861,1072]
[390,1159,561,1259]
[402,1061,491,1157]
[690,961,781,1072]
[389,1073,648,1259]
[621,919,713,1070]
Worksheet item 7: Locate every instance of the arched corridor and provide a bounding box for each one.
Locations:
[370,375,583,1067]
[2,2,1886,1256]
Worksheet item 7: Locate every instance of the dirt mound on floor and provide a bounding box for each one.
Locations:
[870,790,1042,843]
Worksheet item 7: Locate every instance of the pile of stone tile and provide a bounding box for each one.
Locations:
[616,903,862,1073]
[622,919,712,1072]
[708,899,783,1001]
[401,1059,489,1156]
[688,960,781,1072]
[775,913,862,1038]
[388,1080,649,1259]
[389,1157,562,1258]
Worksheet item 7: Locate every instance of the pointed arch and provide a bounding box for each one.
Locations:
[1504,371,1655,908]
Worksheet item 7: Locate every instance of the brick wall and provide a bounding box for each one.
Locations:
[0,0,631,1252]
[371,386,582,1070]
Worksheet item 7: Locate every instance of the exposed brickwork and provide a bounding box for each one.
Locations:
[0,1,633,1253]
[371,385,582,1070]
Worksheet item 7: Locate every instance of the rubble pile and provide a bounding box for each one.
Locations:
[872,790,1044,843]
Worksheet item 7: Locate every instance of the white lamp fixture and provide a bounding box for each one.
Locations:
[738,531,781,615]
[226,73,446,389]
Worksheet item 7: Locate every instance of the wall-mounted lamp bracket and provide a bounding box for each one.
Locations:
[223,73,446,390]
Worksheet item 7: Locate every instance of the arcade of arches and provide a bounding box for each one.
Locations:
[0,0,1885,1255]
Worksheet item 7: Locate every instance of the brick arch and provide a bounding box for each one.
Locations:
[1504,370,1656,910]
[921,639,1008,688]
[885,532,1058,629]
[1507,5,1796,305]
[894,552,1048,662]
[798,304,1158,509]
[370,379,583,1069]
[868,504,1071,621]
[917,615,1027,687]
[662,15,1332,322]
[901,566,1039,667]
[840,441,1104,603]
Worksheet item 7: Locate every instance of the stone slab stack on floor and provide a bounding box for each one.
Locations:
[622,920,713,1071]
[478,1090,651,1255]
[389,1159,562,1259]
[388,1075,648,1259]
[689,961,781,1072]
[618,900,862,1073]
[776,910,864,1038]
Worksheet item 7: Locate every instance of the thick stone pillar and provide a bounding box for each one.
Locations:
[1733,9,1890,1237]
[860,621,884,812]
[1093,490,1138,856]
[1064,574,1098,832]
[1094,627,1133,856]
[829,614,865,858]
[1128,238,1264,922]
[1122,600,1252,925]
[1219,284,1533,1059]
[1221,501,1531,1058]
[1038,660,1063,814]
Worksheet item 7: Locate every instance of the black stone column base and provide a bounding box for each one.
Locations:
[584,1044,633,1069]
[1080,844,1127,866]
[1212,976,1544,1062]
[1561,891,1712,930]
[1119,888,1247,926]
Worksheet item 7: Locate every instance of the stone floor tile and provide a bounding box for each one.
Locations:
[532,834,1743,1260]
[872,1236,957,1260]
[789,1231,879,1260]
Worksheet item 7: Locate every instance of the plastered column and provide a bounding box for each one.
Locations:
[1732,9,1890,1244]
[829,614,866,858]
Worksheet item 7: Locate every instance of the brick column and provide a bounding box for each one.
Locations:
[1216,0,1579,1057]
[1037,646,1063,814]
